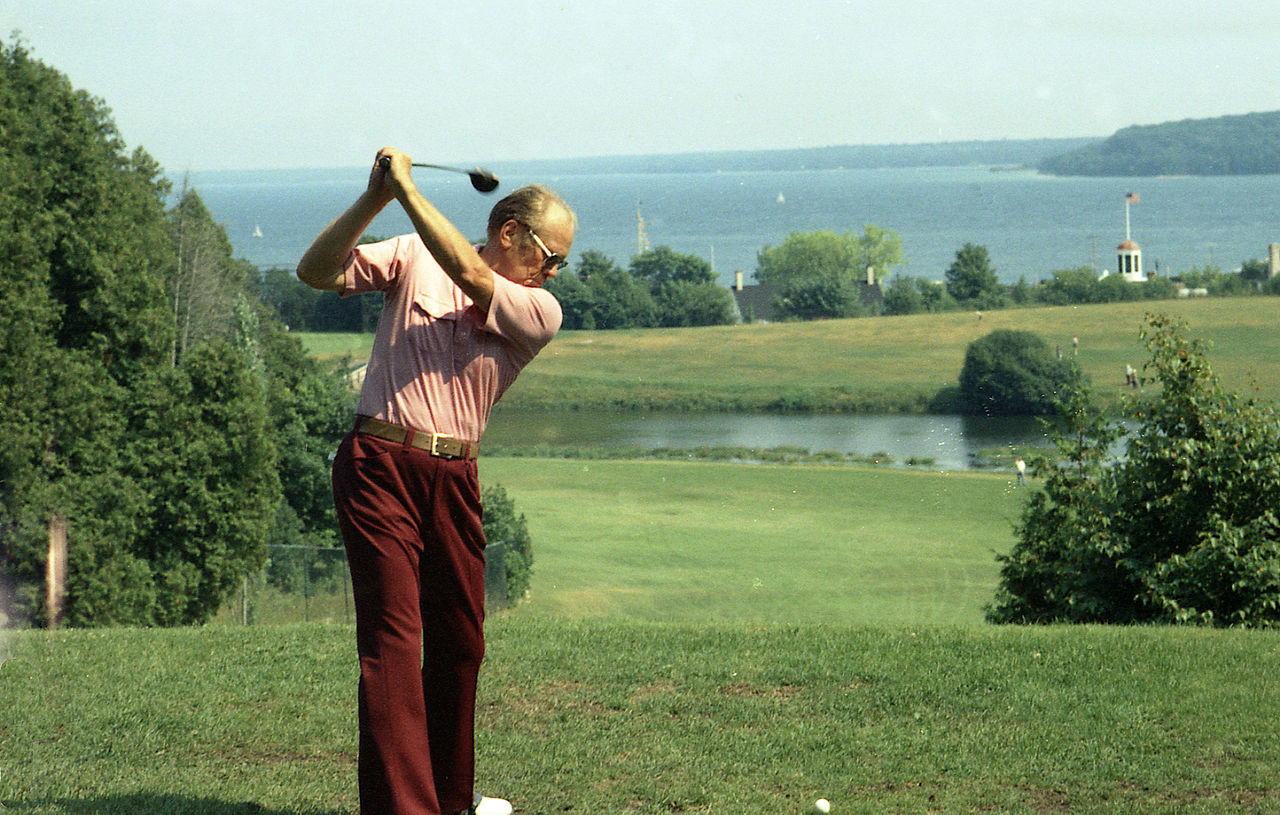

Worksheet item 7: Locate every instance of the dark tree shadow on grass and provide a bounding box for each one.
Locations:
[0,792,350,815]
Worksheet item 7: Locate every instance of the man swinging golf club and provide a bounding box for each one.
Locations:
[298,147,576,815]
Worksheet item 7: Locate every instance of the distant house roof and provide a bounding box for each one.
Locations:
[730,282,783,322]
[729,280,884,322]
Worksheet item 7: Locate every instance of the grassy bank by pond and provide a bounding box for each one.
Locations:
[479,457,1023,626]
[300,297,1280,413]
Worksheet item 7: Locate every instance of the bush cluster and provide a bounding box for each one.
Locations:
[480,484,533,606]
[989,314,1280,627]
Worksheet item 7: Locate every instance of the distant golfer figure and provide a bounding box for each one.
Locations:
[1015,457,1027,486]
[298,148,575,815]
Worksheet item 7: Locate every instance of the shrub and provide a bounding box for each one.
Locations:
[481,484,533,606]
[958,330,1079,416]
[988,314,1280,627]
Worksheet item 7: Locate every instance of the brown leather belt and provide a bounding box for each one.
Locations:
[356,417,478,460]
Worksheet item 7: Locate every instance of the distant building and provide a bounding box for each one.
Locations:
[728,269,883,322]
[729,271,783,322]
[1116,192,1148,283]
[1117,239,1146,283]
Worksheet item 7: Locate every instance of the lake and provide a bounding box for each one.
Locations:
[188,160,1280,288]
[484,408,1054,471]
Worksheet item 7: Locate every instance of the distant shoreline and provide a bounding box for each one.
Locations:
[182,137,1100,179]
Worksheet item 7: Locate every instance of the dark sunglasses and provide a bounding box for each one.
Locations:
[522,223,569,272]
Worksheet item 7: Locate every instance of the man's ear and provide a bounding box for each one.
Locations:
[496,219,523,250]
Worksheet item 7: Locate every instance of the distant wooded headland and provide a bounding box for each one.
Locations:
[1037,111,1280,177]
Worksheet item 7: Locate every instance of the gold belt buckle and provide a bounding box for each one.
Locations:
[428,432,457,459]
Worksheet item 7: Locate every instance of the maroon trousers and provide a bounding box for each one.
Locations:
[332,429,487,815]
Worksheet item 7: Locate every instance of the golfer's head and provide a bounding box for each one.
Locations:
[488,185,576,288]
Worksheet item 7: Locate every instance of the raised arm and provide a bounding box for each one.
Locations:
[379,149,495,312]
[296,158,396,292]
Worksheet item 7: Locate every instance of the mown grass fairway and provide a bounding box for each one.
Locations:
[479,458,1023,626]
[4,622,1279,814]
[300,297,1280,412]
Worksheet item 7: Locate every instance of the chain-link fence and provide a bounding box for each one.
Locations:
[213,542,510,626]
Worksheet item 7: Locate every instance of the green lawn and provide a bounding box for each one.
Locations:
[4,621,1279,814]
[480,458,1023,626]
[300,297,1280,412]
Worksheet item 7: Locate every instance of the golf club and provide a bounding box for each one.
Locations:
[377,156,499,193]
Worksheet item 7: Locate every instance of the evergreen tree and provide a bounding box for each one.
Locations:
[0,39,282,626]
[168,186,254,363]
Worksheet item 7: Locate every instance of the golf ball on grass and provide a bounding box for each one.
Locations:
[813,799,831,814]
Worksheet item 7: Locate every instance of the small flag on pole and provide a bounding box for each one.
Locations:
[1125,192,1140,204]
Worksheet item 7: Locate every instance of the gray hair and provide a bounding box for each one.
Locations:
[486,184,577,241]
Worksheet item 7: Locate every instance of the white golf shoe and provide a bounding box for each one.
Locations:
[473,793,514,815]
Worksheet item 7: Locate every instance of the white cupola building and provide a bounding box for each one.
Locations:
[1117,239,1144,282]
[1117,192,1146,283]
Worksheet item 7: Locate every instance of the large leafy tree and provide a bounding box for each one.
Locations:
[945,242,1004,306]
[755,227,901,320]
[629,246,735,328]
[989,314,1280,627]
[557,250,657,330]
[881,274,925,316]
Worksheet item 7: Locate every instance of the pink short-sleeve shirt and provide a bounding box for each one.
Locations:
[342,234,562,443]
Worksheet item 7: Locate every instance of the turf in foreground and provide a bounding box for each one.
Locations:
[3,620,1278,814]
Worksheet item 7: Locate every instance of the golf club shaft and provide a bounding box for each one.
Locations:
[377,157,473,176]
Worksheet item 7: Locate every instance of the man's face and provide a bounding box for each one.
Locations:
[503,206,575,288]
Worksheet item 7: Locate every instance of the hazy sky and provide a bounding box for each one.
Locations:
[6,0,1279,172]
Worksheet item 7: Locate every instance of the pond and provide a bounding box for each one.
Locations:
[484,408,1057,471]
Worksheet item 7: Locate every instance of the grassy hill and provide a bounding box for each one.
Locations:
[7,301,1279,814]
[302,297,1280,413]
[212,458,1021,627]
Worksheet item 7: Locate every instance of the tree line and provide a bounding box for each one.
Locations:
[255,245,741,332]
[258,223,1280,333]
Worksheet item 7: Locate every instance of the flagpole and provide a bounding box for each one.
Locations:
[1123,192,1138,242]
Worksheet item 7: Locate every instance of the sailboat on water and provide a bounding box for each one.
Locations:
[252,223,263,238]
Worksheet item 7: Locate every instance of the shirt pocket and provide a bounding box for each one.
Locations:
[411,291,479,372]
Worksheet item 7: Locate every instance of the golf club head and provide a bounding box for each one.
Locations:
[466,170,500,194]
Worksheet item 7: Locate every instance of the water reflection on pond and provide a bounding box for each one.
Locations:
[484,408,1055,471]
